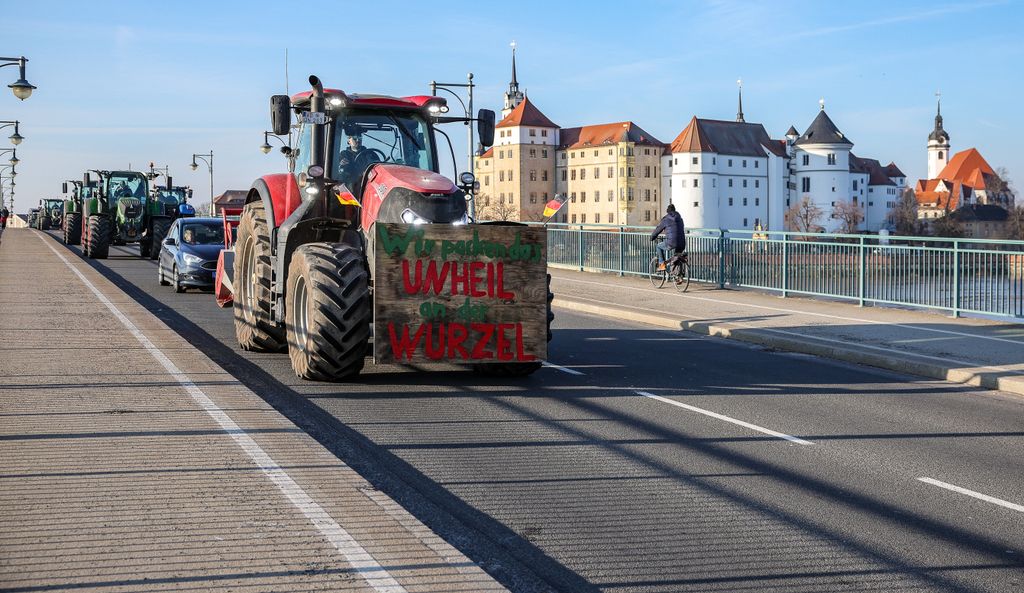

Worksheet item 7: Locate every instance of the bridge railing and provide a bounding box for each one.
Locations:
[531,222,1024,319]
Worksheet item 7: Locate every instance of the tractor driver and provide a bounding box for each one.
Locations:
[336,127,381,189]
[114,181,133,198]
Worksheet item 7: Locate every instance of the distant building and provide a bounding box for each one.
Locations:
[212,190,247,215]
[949,203,1008,239]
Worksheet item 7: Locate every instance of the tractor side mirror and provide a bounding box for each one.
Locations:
[271,95,291,136]
[62,182,68,194]
[477,109,495,148]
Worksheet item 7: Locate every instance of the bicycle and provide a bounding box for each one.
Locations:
[649,252,690,292]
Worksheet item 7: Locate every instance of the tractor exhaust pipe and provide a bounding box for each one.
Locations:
[309,75,325,172]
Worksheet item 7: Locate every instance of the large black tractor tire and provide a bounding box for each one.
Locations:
[139,238,151,259]
[473,273,554,377]
[40,217,51,230]
[149,217,172,260]
[233,201,285,352]
[64,213,81,245]
[85,215,111,260]
[285,243,371,381]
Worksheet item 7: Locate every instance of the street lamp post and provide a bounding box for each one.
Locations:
[260,131,288,154]
[0,56,35,101]
[430,73,476,218]
[0,148,18,166]
[189,151,213,213]
[0,121,24,146]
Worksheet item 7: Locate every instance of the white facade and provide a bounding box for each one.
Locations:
[791,144,852,233]
[495,126,559,147]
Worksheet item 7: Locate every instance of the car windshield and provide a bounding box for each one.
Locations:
[155,189,187,204]
[181,223,223,245]
[108,174,147,199]
[331,109,435,183]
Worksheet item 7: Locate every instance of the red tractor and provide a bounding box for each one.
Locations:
[222,75,551,381]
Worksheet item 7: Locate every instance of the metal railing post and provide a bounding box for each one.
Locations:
[858,236,866,307]
[718,229,726,289]
[618,226,625,276]
[781,232,789,298]
[577,225,584,271]
[952,240,961,318]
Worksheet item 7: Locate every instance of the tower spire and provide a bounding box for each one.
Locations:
[510,40,518,90]
[502,40,525,117]
[736,78,744,123]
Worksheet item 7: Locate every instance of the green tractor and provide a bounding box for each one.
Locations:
[62,174,99,246]
[27,208,39,229]
[36,198,63,230]
[139,179,195,259]
[81,170,149,259]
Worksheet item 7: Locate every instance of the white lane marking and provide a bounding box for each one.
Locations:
[38,233,408,593]
[561,293,1024,379]
[918,477,1024,513]
[636,391,813,445]
[556,274,1024,346]
[543,361,585,376]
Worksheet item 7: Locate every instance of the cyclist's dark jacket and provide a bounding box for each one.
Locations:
[651,210,686,250]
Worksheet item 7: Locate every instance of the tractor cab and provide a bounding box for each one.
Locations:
[152,186,195,218]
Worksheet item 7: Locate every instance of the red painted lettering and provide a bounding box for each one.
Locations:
[424,323,445,360]
[422,261,449,295]
[469,262,486,297]
[515,323,537,361]
[388,322,427,361]
[450,262,470,295]
[447,323,469,359]
[496,263,515,300]
[470,323,495,360]
[496,323,515,361]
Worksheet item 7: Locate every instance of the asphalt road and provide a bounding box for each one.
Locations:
[48,231,1024,593]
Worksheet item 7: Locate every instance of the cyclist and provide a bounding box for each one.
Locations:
[650,203,686,271]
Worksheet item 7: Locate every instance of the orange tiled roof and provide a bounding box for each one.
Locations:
[936,148,995,190]
[477,147,494,159]
[915,178,972,211]
[670,117,714,153]
[558,121,666,151]
[495,96,558,129]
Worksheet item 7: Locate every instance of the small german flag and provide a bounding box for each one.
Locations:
[336,189,360,208]
[542,193,568,219]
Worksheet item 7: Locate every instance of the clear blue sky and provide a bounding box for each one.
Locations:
[2,0,1021,213]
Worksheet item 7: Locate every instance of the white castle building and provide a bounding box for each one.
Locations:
[662,95,906,233]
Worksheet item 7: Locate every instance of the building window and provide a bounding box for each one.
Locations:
[728,179,733,188]
[680,179,687,188]
[499,171,505,182]
[561,152,566,160]
[644,189,651,201]
[528,148,535,158]
[853,180,858,190]
[580,168,586,180]
[595,213,600,223]
[628,187,634,201]
[608,212,613,221]
[609,149,613,155]
[742,160,747,168]
[743,179,748,188]
[542,170,548,181]
[571,192,576,202]
[713,157,716,165]
[693,178,699,188]
[754,180,759,188]
[827,153,836,165]
[528,170,536,181]
[644,210,651,222]
[608,166,614,177]
[692,157,698,165]
[580,213,586,224]
[801,177,810,193]
[561,170,567,181]
[743,218,748,226]
[938,150,944,159]
[542,149,548,158]
[728,159,733,167]
[712,178,716,188]
[484,175,490,186]
[628,167,634,177]
[755,161,759,168]
[571,214,577,223]
[594,150,599,157]
[743,197,748,206]
[802,154,809,166]
[542,129,548,137]
[728,197,734,206]
[755,198,760,206]
[868,201,874,206]
[500,192,505,202]
[645,165,651,178]
[581,191,586,202]
[693,201,699,207]
[674,158,678,165]
[571,169,576,181]
[529,128,536,136]
[509,170,513,181]
[529,192,537,204]
[594,167,600,179]
[607,190,613,201]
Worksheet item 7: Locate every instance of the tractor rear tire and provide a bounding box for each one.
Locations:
[149,218,171,260]
[85,215,111,260]
[41,217,51,230]
[140,239,151,259]
[233,201,285,352]
[64,213,81,245]
[473,273,554,377]
[285,243,371,381]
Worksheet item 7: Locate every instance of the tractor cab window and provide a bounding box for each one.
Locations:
[155,189,187,205]
[108,175,147,200]
[332,109,434,188]
[180,223,224,246]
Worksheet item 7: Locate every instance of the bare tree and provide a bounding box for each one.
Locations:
[784,196,824,233]
[832,200,864,234]
[1003,206,1024,240]
[888,188,922,236]
[931,214,964,238]
[475,194,518,221]
[986,166,1015,207]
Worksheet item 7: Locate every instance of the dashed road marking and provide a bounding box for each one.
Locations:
[543,361,585,375]
[918,477,1024,513]
[636,391,814,445]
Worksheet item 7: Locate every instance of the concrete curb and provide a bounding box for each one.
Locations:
[553,296,1024,398]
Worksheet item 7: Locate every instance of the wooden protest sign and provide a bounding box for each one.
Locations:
[373,223,548,364]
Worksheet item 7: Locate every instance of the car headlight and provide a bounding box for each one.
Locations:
[181,252,203,265]
[401,208,428,225]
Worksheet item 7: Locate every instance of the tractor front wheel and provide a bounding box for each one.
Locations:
[64,212,81,245]
[85,215,110,260]
[149,218,171,260]
[285,243,371,381]
[233,201,285,352]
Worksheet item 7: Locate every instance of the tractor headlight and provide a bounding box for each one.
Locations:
[182,252,203,265]
[401,208,428,225]
[451,212,470,226]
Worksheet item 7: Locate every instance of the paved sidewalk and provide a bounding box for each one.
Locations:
[0,228,506,592]
[551,267,1024,397]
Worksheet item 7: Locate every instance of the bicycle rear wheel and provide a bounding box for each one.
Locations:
[673,262,690,292]
[649,256,666,288]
